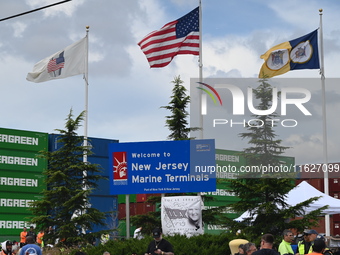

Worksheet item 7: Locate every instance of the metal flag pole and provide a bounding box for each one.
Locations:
[199,0,203,83]
[126,194,130,239]
[319,9,330,236]
[197,0,204,199]
[198,0,204,139]
[80,26,90,234]
[83,26,89,164]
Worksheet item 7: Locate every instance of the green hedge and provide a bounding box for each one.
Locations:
[79,233,235,255]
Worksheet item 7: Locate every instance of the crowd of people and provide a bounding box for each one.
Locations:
[63,227,335,255]
[235,229,339,255]
[0,226,44,255]
[134,227,340,255]
[1,226,339,255]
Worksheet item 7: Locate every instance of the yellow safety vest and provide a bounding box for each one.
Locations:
[298,241,313,255]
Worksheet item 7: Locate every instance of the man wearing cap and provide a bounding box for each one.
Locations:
[298,230,318,255]
[279,230,296,255]
[0,241,16,255]
[145,228,174,255]
[315,235,333,255]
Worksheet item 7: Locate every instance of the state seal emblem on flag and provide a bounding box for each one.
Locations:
[290,40,313,63]
[267,49,289,70]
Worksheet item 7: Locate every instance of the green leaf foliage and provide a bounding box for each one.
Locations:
[29,109,107,247]
[76,233,233,255]
[161,75,200,140]
[226,78,326,240]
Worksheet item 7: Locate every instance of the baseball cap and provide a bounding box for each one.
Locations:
[304,229,318,235]
[152,228,162,238]
[316,234,325,240]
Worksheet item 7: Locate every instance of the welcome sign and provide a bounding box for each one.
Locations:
[108,139,216,195]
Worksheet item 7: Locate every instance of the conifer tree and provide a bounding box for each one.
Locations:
[226,79,325,240]
[131,76,207,234]
[161,75,199,140]
[29,110,106,246]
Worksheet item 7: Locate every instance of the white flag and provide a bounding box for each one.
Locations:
[27,37,86,83]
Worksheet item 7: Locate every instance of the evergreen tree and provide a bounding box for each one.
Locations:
[131,76,210,234]
[161,75,199,140]
[29,110,106,246]
[226,79,325,240]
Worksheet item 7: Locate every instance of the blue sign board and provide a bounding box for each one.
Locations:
[109,139,216,195]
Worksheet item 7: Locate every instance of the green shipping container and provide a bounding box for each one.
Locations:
[0,170,45,193]
[0,192,44,214]
[0,213,33,236]
[0,149,47,172]
[0,128,48,152]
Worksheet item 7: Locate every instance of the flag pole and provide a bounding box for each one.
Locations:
[319,9,330,237]
[198,0,204,139]
[197,0,204,199]
[84,26,89,163]
[199,0,202,82]
[79,25,90,234]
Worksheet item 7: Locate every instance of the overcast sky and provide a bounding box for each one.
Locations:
[1,0,339,165]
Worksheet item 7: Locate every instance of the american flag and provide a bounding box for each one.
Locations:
[138,7,199,68]
[47,52,65,73]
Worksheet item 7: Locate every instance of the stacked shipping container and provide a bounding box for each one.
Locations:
[0,128,48,240]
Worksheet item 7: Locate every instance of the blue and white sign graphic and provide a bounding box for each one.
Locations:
[109,139,216,195]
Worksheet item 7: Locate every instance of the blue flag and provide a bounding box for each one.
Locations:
[259,29,320,78]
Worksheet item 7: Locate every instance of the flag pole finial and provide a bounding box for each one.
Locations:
[86,25,90,31]
[319,9,323,14]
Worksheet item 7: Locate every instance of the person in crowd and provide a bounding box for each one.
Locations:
[145,228,174,255]
[36,229,44,247]
[11,241,19,255]
[26,226,37,243]
[243,243,257,255]
[43,226,55,248]
[0,241,16,255]
[298,230,318,255]
[252,234,279,255]
[19,227,27,248]
[235,244,245,255]
[134,227,143,240]
[279,229,295,255]
[19,236,42,255]
[310,239,326,255]
[315,235,333,255]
